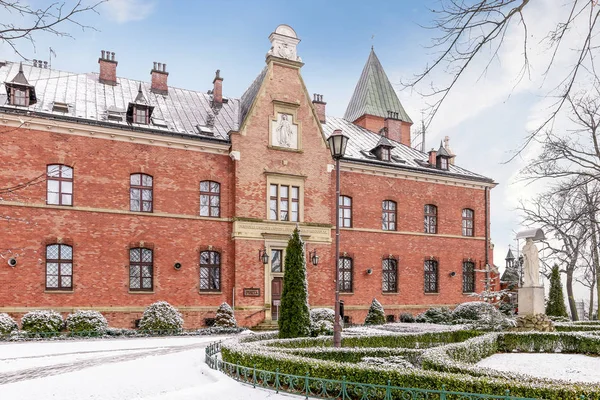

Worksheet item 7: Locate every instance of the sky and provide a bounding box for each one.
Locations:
[0,0,593,304]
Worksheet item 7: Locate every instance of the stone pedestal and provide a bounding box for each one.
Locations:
[518,286,545,316]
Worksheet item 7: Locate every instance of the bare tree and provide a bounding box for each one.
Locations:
[408,0,600,155]
[518,180,589,320]
[0,0,104,59]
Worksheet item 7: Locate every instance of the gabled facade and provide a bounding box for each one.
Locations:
[0,25,497,328]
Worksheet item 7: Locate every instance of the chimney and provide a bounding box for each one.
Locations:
[444,136,457,165]
[98,50,117,85]
[312,93,326,123]
[212,69,223,105]
[150,61,168,95]
[428,148,437,166]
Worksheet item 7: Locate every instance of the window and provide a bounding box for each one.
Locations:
[271,249,283,273]
[130,173,153,212]
[424,259,438,293]
[339,196,352,228]
[200,250,221,291]
[382,257,398,293]
[338,256,353,292]
[200,181,220,217]
[13,88,27,106]
[45,244,73,290]
[133,107,148,124]
[381,147,391,161]
[129,248,153,291]
[382,200,397,231]
[47,165,73,206]
[269,183,300,222]
[463,261,476,293]
[462,208,474,237]
[439,157,448,170]
[424,204,437,234]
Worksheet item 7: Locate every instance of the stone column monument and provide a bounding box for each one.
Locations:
[516,228,545,315]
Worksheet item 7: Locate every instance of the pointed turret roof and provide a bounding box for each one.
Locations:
[437,140,451,157]
[505,248,515,260]
[134,83,147,104]
[10,62,31,86]
[344,49,412,124]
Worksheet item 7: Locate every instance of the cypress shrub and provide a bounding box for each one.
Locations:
[214,302,237,328]
[278,228,310,338]
[546,265,568,318]
[364,298,386,325]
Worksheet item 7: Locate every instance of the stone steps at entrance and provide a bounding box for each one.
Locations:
[251,321,279,332]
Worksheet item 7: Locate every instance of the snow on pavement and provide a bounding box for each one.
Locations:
[476,353,600,384]
[0,336,300,399]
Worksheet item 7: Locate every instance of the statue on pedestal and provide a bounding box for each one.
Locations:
[522,237,540,287]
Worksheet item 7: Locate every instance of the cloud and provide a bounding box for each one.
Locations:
[102,0,156,23]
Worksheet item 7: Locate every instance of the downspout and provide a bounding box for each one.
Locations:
[484,186,490,292]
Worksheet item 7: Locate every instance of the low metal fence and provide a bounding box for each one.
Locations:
[204,341,542,400]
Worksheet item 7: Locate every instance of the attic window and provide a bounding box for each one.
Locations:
[12,87,28,106]
[151,117,168,128]
[437,156,449,170]
[52,101,69,113]
[380,147,391,161]
[107,111,123,122]
[196,124,214,136]
[133,107,149,124]
[391,155,406,164]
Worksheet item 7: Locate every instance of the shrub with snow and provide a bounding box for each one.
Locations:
[452,301,515,331]
[66,310,108,335]
[21,310,64,334]
[364,298,386,325]
[138,301,184,332]
[416,307,452,324]
[0,313,18,335]
[214,302,237,328]
[310,308,336,336]
[399,312,415,323]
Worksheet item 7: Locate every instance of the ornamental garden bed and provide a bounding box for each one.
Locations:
[219,327,600,399]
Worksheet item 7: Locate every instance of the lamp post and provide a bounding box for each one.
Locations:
[326,129,349,348]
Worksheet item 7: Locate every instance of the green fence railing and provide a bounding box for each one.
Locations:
[204,341,539,400]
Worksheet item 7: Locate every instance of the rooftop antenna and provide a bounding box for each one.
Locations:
[371,34,375,50]
[420,111,426,152]
[49,47,56,69]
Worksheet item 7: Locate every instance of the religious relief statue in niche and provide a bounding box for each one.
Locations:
[272,113,298,149]
[522,237,541,287]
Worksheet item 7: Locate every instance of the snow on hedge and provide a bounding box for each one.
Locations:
[309,308,335,337]
[138,301,184,332]
[0,313,18,335]
[364,298,386,325]
[66,310,108,334]
[21,310,64,334]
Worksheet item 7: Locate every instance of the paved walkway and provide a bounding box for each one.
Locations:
[0,342,208,385]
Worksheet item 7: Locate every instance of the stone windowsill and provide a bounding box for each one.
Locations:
[199,291,222,295]
[44,290,73,294]
[128,290,155,294]
[339,292,354,295]
[424,292,439,295]
[267,145,303,154]
[381,292,399,295]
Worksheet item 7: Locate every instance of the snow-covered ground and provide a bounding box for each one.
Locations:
[476,353,600,384]
[0,336,300,399]
[344,322,465,336]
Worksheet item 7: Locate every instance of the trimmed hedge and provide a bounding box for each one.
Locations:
[66,310,108,335]
[0,313,18,335]
[21,310,63,335]
[220,329,600,399]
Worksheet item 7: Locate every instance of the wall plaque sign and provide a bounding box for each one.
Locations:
[243,288,261,297]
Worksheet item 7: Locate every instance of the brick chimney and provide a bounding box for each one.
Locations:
[428,148,437,166]
[312,93,326,123]
[212,69,223,105]
[384,111,411,147]
[98,50,117,85]
[150,62,168,95]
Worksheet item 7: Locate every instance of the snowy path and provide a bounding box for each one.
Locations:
[0,336,299,399]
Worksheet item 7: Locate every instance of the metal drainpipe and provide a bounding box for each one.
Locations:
[484,187,490,292]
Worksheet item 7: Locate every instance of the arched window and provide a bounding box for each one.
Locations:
[46,244,73,290]
[382,200,397,231]
[47,165,73,206]
[462,208,474,237]
[382,257,398,293]
[339,195,352,228]
[200,250,221,291]
[424,204,437,234]
[130,173,153,212]
[200,181,220,217]
[129,248,153,291]
[338,256,353,293]
[462,260,476,293]
[424,259,438,293]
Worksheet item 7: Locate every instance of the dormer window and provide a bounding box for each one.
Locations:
[5,63,36,107]
[436,141,451,170]
[370,134,395,162]
[438,156,448,170]
[380,147,391,161]
[134,107,148,124]
[13,87,27,106]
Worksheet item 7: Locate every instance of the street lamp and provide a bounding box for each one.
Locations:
[258,247,269,265]
[309,249,319,266]
[326,128,349,348]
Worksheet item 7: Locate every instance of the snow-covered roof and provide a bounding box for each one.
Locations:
[322,116,494,183]
[0,61,239,141]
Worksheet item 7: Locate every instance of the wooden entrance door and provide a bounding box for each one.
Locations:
[271,277,283,321]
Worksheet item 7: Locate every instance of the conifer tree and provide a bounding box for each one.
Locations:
[214,302,237,327]
[546,265,569,318]
[278,228,310,338]
[364,298,386,325]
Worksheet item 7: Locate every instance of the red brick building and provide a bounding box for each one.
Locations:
[0,25,497,328]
